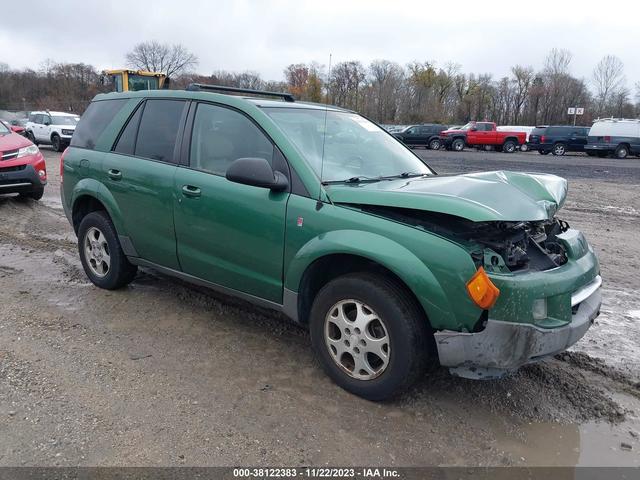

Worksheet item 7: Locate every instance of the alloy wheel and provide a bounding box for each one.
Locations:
[84,226,111,277]
[324,299,390,380]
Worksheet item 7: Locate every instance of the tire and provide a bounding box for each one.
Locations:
[502,140,516,153]
[451,138,465,152]
[26,131,36,143]
[539,150,550,155]
[51,134,63,152]
[309,273,430,401]
[483,145,494,152]
[18,188,44,201]
[77,211,137,290]
[428,138,441,150]
[552,143,566,156]
[520,144,529,152]
[614,145,629,159]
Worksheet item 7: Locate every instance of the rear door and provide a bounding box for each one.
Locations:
[173,101,289,302]
[103,98,188,269]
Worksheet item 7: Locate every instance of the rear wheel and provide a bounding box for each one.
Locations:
[614,144,629,159]
[78,211,137,290]
[552,143,566,156]
[429,138,441,150]
[502,140,516,153]
[309,273,430,401]
[451,138,465,152]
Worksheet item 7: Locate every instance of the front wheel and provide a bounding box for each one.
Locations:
[78,211,138,290]
[429,139,441,150]
[18,188,44,201]
[451,139,465,152]
[309,273,430,401]
[520,144,529,152]
[51,134,63,152]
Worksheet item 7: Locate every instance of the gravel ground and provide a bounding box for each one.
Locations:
[0,147,638,467]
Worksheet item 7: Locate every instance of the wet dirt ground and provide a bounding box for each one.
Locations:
[0,147,638,467]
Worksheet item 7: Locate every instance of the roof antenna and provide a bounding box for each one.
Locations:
[317,53,332,209]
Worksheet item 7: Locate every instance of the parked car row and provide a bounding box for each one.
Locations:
[387,118,640,159]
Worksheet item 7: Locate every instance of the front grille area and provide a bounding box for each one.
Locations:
[0,164,26,173]
[1,149,19,161]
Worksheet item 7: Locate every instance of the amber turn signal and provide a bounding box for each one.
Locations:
[466,267,500,309]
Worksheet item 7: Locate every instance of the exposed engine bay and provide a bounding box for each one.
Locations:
[355,205,570,273]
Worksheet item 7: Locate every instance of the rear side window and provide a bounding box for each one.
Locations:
[134,99,186,163]
[71,99,127,150]
[532,127,546,136]
[113,103,144,155]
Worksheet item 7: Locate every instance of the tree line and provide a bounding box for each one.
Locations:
[1,42,638,127]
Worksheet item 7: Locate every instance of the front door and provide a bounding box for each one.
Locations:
[173,102,289,303]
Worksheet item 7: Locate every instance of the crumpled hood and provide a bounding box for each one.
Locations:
[326,171,568,222]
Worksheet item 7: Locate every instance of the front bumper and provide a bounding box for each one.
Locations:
[0,161,46,194]
[434,275,602,379]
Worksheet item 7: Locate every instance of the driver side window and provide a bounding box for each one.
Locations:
[190,103,274,176]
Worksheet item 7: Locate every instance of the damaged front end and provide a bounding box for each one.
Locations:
[357,205,571,275]
[352,204,601,380]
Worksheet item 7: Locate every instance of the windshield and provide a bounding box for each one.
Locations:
[460,122,476,131]
[128,75,159,91]
[52,116,79,126]
[264,108,433,182]
[0,121,10,134]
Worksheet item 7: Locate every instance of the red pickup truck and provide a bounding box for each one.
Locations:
[440,121,527,153]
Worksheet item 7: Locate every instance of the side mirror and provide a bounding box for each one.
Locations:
[226,157,289,192]
[44,120,50,126]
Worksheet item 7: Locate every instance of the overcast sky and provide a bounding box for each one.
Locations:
[1,0,639,89]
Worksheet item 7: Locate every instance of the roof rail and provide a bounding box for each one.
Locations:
[185,83,295,102]
[594,117,640,123]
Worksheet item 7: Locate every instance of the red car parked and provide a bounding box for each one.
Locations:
[1,119,26,136]
[440,121,527,153]
[0,120,47,200]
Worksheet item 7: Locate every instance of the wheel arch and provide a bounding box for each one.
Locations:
[71,182,126,235]
[284,230,457,329]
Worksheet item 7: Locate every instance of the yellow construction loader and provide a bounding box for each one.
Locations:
[101,69,169,92]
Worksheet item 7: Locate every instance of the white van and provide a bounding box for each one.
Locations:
[497,126,535,151]
[585,118,640,159]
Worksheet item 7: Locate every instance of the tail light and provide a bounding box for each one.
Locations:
[540,135,546,143]
[59,147,68,184]
[604,136,611,142]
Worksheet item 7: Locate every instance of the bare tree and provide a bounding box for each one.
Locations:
[125,40,198,77]
[592,55,625,115]
[511,65,534,123]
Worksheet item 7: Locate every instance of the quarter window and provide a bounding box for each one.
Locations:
[113,103,144,155]
[189,103,274,175]
[71,99,128,150]
[134,100,186,163]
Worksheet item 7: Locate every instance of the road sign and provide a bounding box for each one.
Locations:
[576,108,584,115]
[568,107,575,115]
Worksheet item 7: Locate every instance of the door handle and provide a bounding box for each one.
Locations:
[182,185,201,198]
[108,169,122,180]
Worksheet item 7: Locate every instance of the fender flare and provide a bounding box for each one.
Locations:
[70,179,127,236]
[284,230,457,328]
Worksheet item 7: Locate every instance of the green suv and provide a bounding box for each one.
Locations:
[61,85,602,400]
